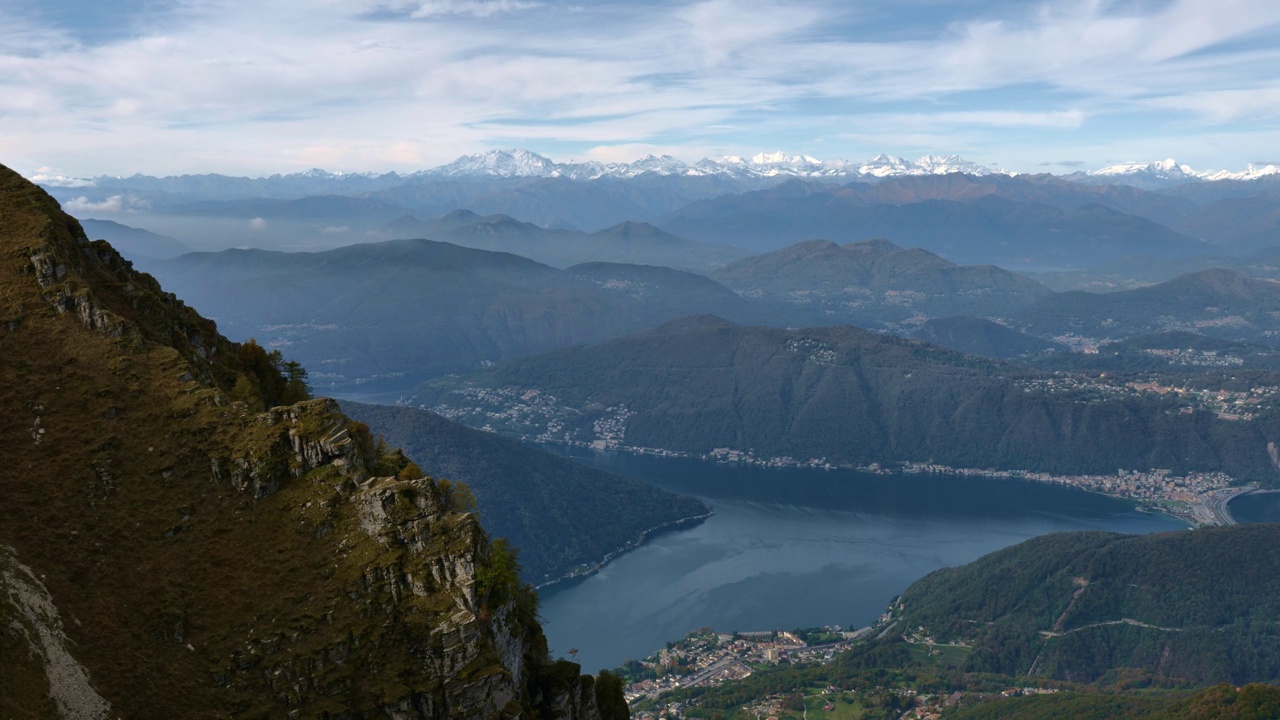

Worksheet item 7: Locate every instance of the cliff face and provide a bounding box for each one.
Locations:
[0,163,622,719]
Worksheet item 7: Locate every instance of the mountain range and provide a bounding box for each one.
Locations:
[37,149,1280,277]
[37,150,1279,191]
[410,315,1280,481]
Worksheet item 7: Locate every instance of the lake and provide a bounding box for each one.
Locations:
[1229,491,1280,523]
[537,450,1186,674]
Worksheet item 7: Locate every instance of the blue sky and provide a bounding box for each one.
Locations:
[2,0,1279,176]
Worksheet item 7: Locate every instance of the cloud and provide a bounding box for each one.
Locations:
[403,0,542,18]
[677,0,821,65]
[249,217,267,230]
[1145,86,1280,123]
[1256,160,1280,166]
[63,194,149,213]
[320,225,350,234]
[31,173,96,188]
[2,0,1280,175]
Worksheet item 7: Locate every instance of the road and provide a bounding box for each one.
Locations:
[678,656,739,691]
[1207,485,1257,526]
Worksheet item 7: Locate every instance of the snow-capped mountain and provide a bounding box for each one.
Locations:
[416,149,998,180]
[34,151,1277,201]
[856,153,995,177]
[1087,158,1278,186]
[421,148,566,178]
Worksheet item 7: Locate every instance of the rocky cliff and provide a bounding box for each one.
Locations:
[0,162,625,719]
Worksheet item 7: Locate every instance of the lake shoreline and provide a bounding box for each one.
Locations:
[536,451,1186,673]
[533,439,1234,527]
[535,510,716,593]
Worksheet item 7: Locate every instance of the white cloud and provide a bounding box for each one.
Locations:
[62,195,149,213]
[1144,86,1280,123]
[677,0,821,66]
[1,0,1278,175]
[404,0,542,18]
[249,217,267,230]
[30,173,96,188]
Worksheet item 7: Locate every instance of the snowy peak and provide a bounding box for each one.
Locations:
[415,150,998,180]
[740,151,822,166]
[1197,163,1279,182]
[857,153,994,177]
[1087,158,1280,186]
[424,149,561,178]
[1091,158,1197,180]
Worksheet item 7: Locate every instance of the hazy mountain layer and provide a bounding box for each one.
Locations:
[713,238,1052,322]
[1015,269,1280,344]
[383,212,747,271]
[146,239,670,389]
[80,218,191,260]
[144,239,830,393]
[660,182,1205,266]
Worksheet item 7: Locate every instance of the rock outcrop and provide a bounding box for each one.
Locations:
[0,162,624,719]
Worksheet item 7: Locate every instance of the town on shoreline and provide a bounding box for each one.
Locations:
[590,437,1255,528]
[617,626,875,705]
[421,384,1269,527]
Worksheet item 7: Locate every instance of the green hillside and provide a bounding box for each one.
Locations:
[898,525,1280,684]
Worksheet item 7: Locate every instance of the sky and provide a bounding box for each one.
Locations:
[2,0,1279,177]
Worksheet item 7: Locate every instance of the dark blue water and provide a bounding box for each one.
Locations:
[537,450,1186,674]
[1229,492,1280,523]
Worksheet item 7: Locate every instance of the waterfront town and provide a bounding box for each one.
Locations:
[421,381,1263,527]
[620,623,1062,719]
[618,626,873,704]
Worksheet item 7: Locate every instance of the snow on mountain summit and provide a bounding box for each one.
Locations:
[1088,158,1279,184]
[426,149,561,178]
[411,149,997,180]
[1091,158,1197,179]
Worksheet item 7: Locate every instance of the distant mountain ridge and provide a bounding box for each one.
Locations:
[1015,268,1280,344]
[37,150,1278,190]
[144,238,810,390]
[382,212,746,271]
[713,238,1052,321]
[661,183,1204,264]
